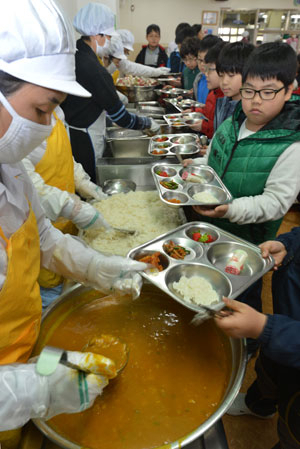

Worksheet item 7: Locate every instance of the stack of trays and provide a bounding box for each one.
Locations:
[177,99,205,109]
[128,222,274,313]
[151,163,232,206]
[155,87,190,98]
[148,134,199,158]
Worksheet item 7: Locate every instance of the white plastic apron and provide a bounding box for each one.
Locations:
[66,110,106,163]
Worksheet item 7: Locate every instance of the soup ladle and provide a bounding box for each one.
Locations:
[35,334,129,378]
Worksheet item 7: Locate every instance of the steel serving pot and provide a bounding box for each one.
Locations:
[33,284,246,449]
[116,85,157,102]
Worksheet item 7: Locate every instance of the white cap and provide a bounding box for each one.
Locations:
[242,31,249,37]
[0,0,90,97]
[74,2,116,37]
[117,29,135,52]
[108,36,127,60]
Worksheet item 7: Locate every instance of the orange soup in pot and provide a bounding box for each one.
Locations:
[34,287,231,449]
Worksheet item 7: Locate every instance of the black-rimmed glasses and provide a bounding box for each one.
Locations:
[240,86,285,100]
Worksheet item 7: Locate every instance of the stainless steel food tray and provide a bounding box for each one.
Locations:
[148,133,199,158]
[151,163,232,207]
[155,87,190,98]
[164,112,208,127]
[128,222,274,313]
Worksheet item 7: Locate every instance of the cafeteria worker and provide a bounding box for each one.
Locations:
[61,2,160,183]
[0,0,147,447]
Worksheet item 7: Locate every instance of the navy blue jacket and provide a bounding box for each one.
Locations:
[213,97,239,132]
[258,227,300,369]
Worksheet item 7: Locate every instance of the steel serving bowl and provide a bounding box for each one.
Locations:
[33,283,246,449]
[102,179,136,195]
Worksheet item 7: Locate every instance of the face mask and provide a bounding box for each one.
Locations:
[0,91,53,164]
[96,38,109,58]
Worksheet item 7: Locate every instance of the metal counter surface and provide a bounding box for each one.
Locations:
[96,157,178,191]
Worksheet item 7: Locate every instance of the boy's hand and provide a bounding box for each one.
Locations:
[188,119,203,132]
[192,204,228,218]
[259,240,287,269]
[182,158,194,167]
[214,298,267,339]
[168,79,181,87]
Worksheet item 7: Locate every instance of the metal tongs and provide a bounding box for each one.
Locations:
[110,226,137,236]
[175,149,184,166]
[191,302,233,326]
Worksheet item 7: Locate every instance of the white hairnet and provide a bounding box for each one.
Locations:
[242,31,249,37]
[117,29,135,52]
[0,0,90,97]
[108,36,127,60]
[73,2,116,36]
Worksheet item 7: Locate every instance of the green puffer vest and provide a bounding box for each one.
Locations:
[205,97,300,244]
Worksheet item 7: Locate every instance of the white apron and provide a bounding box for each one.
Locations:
[66,110,106,163]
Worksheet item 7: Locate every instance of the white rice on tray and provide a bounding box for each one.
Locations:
[83,191,183,256]
[173,276,219,306]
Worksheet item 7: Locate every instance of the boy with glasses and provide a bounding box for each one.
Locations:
[185,43,300,357]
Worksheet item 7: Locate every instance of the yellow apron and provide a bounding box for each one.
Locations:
[112,69,120,85]
[35,112,77,288]
[0,205,42,449]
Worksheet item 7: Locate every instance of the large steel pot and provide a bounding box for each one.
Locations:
[33,284,246,449]
[106,127,150,158]
[117,85,157,102]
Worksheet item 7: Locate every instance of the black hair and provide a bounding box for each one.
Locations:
[180,36,201,58]
[146,24,160,36]
[242,42,297,87]
[175,26,195,45]
[199,34,223,53]
[205,41,226,64]
[175,22,190,35]
[192,24,202,35]
[0,71,25,97]
[216,42,255,75]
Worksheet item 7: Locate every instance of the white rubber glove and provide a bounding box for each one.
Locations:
[73,160,107,201]
[77,179,107,201]
[0,356,111,430]
[71,201,111,231]
[149,118,161,135]
[86,255,147,299]
[156,67,171,75]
